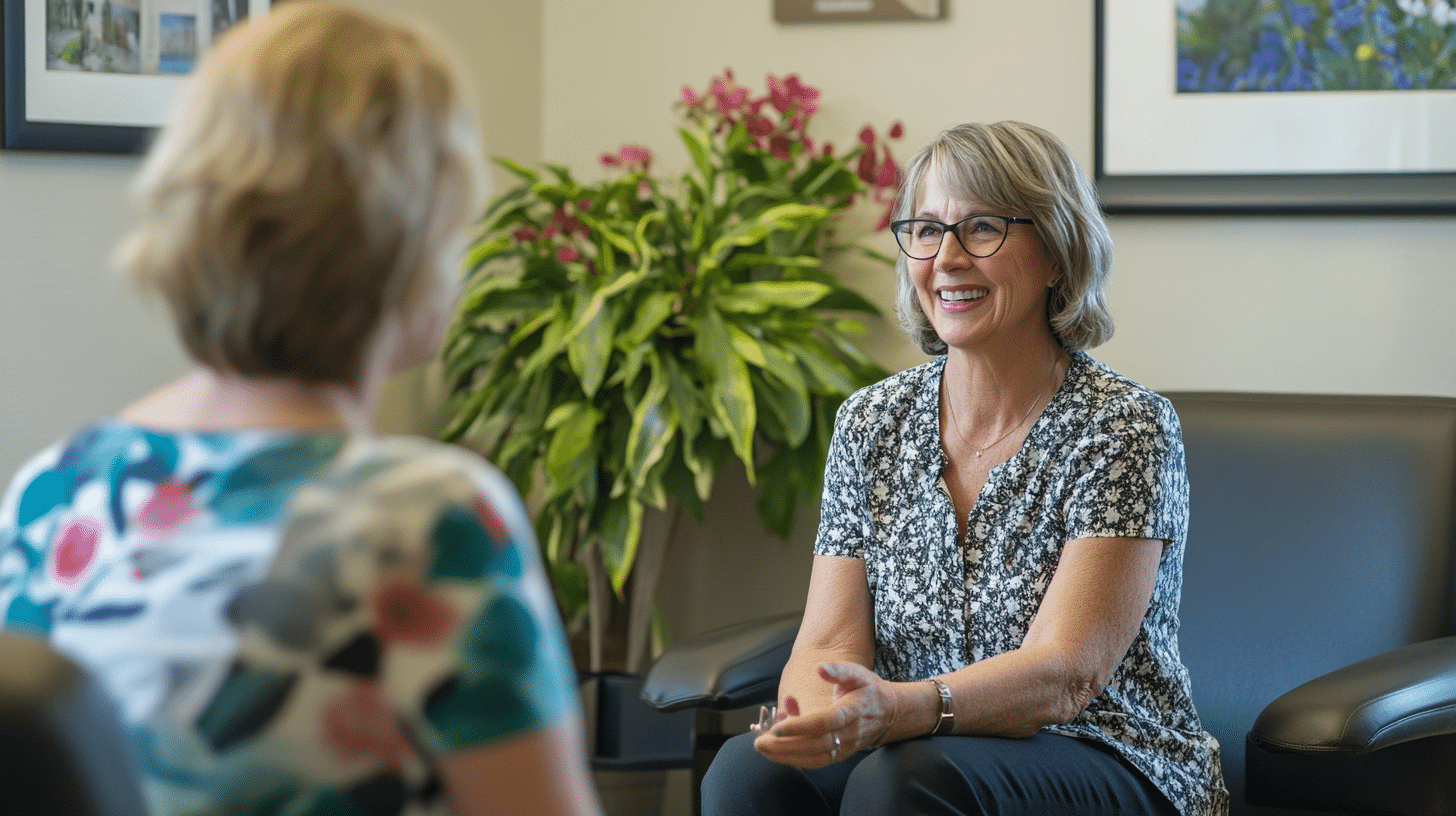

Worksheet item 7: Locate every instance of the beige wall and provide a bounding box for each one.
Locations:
[4,0,1456,637]
[534,0,1456,645]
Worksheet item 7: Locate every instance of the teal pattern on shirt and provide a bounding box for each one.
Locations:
[0,421,578,815]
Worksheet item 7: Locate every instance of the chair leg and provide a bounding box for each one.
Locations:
[690,709,730,816]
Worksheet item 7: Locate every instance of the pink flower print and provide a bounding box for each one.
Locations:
[134,479,197,535]
[889,120,905,140]
[769,134,793,161]
[681,85,703,107]
[322,681,410,770]
[858,125,877,146]
[557,246,580,264]
[54,517,101,583]
[472,496,511,549]
[373,581,457,646]
[600,152,619,168]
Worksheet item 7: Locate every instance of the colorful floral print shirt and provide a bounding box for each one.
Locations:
[0,421,578,816]
[814,352,1228,816]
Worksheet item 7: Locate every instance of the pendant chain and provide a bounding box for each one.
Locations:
[944,358,1059,458]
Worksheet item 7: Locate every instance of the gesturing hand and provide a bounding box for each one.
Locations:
[751,662,898,769]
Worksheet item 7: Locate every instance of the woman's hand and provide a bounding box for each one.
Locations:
[751,662,902,768]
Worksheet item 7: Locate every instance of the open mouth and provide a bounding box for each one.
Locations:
[938,287,988,303]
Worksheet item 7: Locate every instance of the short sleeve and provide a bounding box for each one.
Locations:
[813,397,873,559]
[412,465,579,751]
[1062,395,1189,544]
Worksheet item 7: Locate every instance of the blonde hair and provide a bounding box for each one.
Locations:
[116,0,485,385]
[892,121,1114,355]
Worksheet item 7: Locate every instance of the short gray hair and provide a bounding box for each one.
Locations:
[892,121,1113,355]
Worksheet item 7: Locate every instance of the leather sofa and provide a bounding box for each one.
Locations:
[643,392,1456,815]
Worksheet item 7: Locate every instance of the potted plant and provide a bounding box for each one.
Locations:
[440,70,901,681]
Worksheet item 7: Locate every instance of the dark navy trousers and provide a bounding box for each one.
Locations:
[701,730,1181,816]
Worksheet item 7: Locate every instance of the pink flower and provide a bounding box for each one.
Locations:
[373,581,457,646]
[766,73,820,117]
[681,85,703,107]
[512,225,537,243]
[858,125,876,146]
[577,198,593,212]
[322,681,411,769]
[557,246,580,264]
[889,120,904,139]
[745,115,774,138]
[135,479,196,535]
[637,179,652,200]
[874,147,901,188]
[611,144,653,173]
[54,517,100,583]
[600,152,619,167]
[856,147,878,185]
[821,142,835,158]
[769,134,793,160]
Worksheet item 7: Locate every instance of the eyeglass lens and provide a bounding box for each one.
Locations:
[892,216,1012,260]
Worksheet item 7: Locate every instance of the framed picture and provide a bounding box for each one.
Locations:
[3,0,269,153]
[774,0,943,23]
[1095,0,1456,214]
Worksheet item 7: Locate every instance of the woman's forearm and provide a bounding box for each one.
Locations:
[776,646,866,713]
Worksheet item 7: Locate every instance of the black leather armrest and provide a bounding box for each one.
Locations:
[640,611,801,713]
[1250,635,1456,755]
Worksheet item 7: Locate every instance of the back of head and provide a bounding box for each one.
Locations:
[892,121,1113,354]
[118,0,484,386]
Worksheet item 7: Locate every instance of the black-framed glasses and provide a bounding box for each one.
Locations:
[889,215,1036,260]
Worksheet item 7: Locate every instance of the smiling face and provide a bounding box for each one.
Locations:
[907,162,1059,355]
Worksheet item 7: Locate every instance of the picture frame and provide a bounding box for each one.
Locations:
[774,0,943,24]
[3,0,269,153]
[1094,0,1456,214]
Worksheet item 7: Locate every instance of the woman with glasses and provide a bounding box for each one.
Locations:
[702,122,1227,816]
[0,4,602,815]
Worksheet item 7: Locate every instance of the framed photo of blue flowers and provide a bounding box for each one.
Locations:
[1095,0,1456,214]
[3,0,268,153]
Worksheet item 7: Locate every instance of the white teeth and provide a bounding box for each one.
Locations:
[939,289,987,302]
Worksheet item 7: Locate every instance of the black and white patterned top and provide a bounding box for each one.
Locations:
[814,351,1228,816]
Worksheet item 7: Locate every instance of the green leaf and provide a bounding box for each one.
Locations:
[597,494,644,594]
[693,309,757,481]
[625,358,675,493]
[756,369,812,447]
[679,126,716,187]
[623,291,676,346]
[545,402,602,490]
[725,323,768,368]
[716,280,832,314]
[567,291,613,399]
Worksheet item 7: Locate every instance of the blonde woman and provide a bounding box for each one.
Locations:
[704,123,1226,816]
[0,4,602,815]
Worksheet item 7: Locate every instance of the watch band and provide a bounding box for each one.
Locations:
[927,677,954,736]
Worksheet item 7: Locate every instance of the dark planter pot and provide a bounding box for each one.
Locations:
[580,671,695,771]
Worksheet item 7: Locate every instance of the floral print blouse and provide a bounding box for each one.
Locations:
[814,351,1228,816]
[0,422,577,816]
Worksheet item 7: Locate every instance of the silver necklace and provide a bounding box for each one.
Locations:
[944,359,1058,458]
